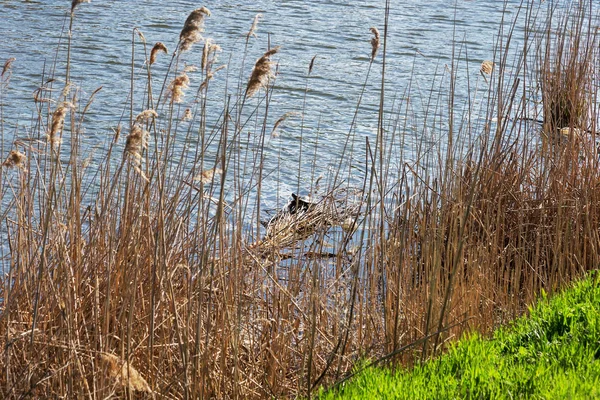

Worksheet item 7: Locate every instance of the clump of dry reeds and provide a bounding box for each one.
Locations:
[1,2,599,400]
[179,7,211,52]
[246,46,280,97]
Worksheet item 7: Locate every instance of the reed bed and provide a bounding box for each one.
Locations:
[0,1,598,398]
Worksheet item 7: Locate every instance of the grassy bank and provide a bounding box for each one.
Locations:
[0,0,599,398]
[322,271,600,399]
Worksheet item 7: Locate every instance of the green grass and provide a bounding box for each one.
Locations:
[322,272,600,399]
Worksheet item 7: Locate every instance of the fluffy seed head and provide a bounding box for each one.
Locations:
[271,111,299,138]
[149,42,168,65]
[308,55,317,75]
[71,0,90,14]
[246,47,280,98]
[179,7,211,52]
[247,14,263,40]
[2,150,27,170]
[194,167,222,184]
[481,60,494,75]
[2,57,16,79]
[134,109,158,124]
[370,27,380,60]
[168,72,190,103]
[48,102,73,149]
[99,353,151,393]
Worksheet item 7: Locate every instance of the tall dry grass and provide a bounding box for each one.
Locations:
[0,1,599,398]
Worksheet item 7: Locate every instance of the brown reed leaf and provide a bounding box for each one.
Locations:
[149,42,168,65]
[168,72,190,103]
[370,27,380,61]
[99,353,152,393]
[71,0,90,14]
[2,57,15,78]
[179,7,211,52]
[2,150,27,169]
[246,47,280,98]
[247,14,263,40]
[194,167,223,184]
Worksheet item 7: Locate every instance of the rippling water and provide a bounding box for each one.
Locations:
[1,0,527,209]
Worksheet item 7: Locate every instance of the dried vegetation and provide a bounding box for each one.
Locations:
[0,1,599,399]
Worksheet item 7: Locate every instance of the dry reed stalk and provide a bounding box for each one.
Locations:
[99,353,152,393]
[246,47,280,98]
[247,14,263,40]
[370,27,380,60]
[149,42,168,65]
[179,7,211,52]
[2,150,26,169]
[168,72,190,103]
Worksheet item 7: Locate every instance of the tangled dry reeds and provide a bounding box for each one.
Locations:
[0,1,599,399]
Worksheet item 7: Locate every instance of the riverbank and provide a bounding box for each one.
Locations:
[322,271,600,399]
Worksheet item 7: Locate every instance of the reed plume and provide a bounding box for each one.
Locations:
[480,60,494,75]
[1,57,15,79]
[168,72,190,103]
[2,150,26,169]
[149,42,168,65]
[370,27,380,60]
[246,46,280,98]
[124,124,149,180]
[194,167,223,184]
[246,14,263,40]
[71,0,90,14]
[309,55,317,75]
[199,65,226,92]
[99,353,152,394]
[134,109,158,124]
[48,102,72,150]
[271,111,299,137]
[179,7,211,52]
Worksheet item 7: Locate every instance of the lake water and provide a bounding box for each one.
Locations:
[1,0,530,211]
